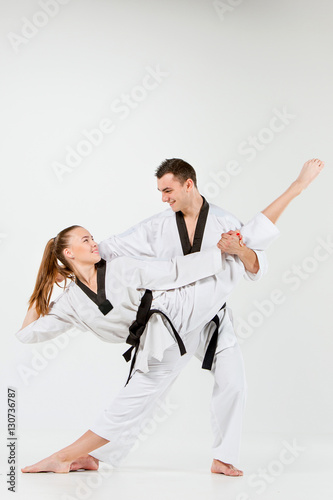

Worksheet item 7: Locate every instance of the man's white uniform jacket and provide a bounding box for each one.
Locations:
[99,200,279,354]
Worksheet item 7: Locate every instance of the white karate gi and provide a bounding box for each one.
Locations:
[17,213,279,466]
[96,202,276,465]
[99,202,269,353]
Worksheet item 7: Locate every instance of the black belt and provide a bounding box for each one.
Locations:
[201,303,226,370]
[123,289,186,385]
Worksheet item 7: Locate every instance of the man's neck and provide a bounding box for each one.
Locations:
[181,191,203,219]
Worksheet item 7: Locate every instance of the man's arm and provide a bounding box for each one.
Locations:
[218,213,280,256]
[235,246,259,274]
[218,234,259,274]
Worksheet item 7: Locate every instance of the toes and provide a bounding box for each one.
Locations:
[22,466,38,473]
[21,466,32,473]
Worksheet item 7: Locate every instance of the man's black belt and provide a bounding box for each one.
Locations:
[201,303,227,371]
[123,289,186,385]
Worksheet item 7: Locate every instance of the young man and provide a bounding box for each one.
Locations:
[99,159,269,476]
[19,158,324,475]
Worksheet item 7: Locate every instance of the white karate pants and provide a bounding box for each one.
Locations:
[195,306,247,464]
[89,308,247,467]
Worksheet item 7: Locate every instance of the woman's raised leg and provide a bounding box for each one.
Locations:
[261,158,324,224]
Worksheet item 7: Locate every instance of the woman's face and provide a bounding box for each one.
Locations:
[63,227,101,265]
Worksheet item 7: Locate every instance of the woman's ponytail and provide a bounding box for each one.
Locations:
[28,226,80,316]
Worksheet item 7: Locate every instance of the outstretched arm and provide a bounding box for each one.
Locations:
[21,303,40,329]
[262,158,324,224]
[17,296,79,343]
[110,246,225,291]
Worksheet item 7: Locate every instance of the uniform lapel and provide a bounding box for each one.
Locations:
[176,196,209,255]
[75,259,113,315]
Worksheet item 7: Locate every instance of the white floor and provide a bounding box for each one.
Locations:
[1,432,332,500]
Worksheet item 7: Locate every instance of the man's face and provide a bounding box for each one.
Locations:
[157,173,190,212]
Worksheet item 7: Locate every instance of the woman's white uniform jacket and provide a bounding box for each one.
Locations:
[17,214,279,374]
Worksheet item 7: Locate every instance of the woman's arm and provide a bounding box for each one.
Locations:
[17,296,78,343]
[262,158,324,224]
[21,303,40,329]
[111,246,225,291]
[99,218,156,260]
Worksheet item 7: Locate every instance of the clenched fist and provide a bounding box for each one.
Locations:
[217,230,244,255]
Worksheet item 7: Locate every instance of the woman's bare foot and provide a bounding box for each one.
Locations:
[21,452,72,473]
[211,459,243,476]
[295,158,325,191]
[70,455,99,471]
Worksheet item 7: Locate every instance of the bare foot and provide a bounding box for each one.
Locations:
[211,459,243,476]
[21,453,71,473]
[70,455,99,471]
[295,158,325,191]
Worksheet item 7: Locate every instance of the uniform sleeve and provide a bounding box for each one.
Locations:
[244,250,267,281]
[240,212,280,250]
[111,246,224,291]
[217,214,268,282]
[98,217,157,260]
[217,211,279,282]
[16,297,79,344]
[240,212,280,281]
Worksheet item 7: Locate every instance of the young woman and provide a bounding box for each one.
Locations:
[18,158,324,474]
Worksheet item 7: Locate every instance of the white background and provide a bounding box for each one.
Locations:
[1,0,332,474]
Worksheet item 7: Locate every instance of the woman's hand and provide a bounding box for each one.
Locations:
[217,230,260,274]
[56,272,65,284]
[20,303,40,330]
[217,230,244,255]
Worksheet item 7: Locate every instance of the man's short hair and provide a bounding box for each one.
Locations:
[155,158,197,187]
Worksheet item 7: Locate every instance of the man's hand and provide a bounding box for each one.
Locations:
[217,230,244,255]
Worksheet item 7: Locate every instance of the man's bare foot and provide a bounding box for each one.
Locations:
[21,453,72,473]
[70,455,99,471]
[211,459,243,476]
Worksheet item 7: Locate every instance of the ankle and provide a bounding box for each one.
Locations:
[55,451,74,464]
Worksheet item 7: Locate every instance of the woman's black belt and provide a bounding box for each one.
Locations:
[123,289,226,385]
[123,289,186,385]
